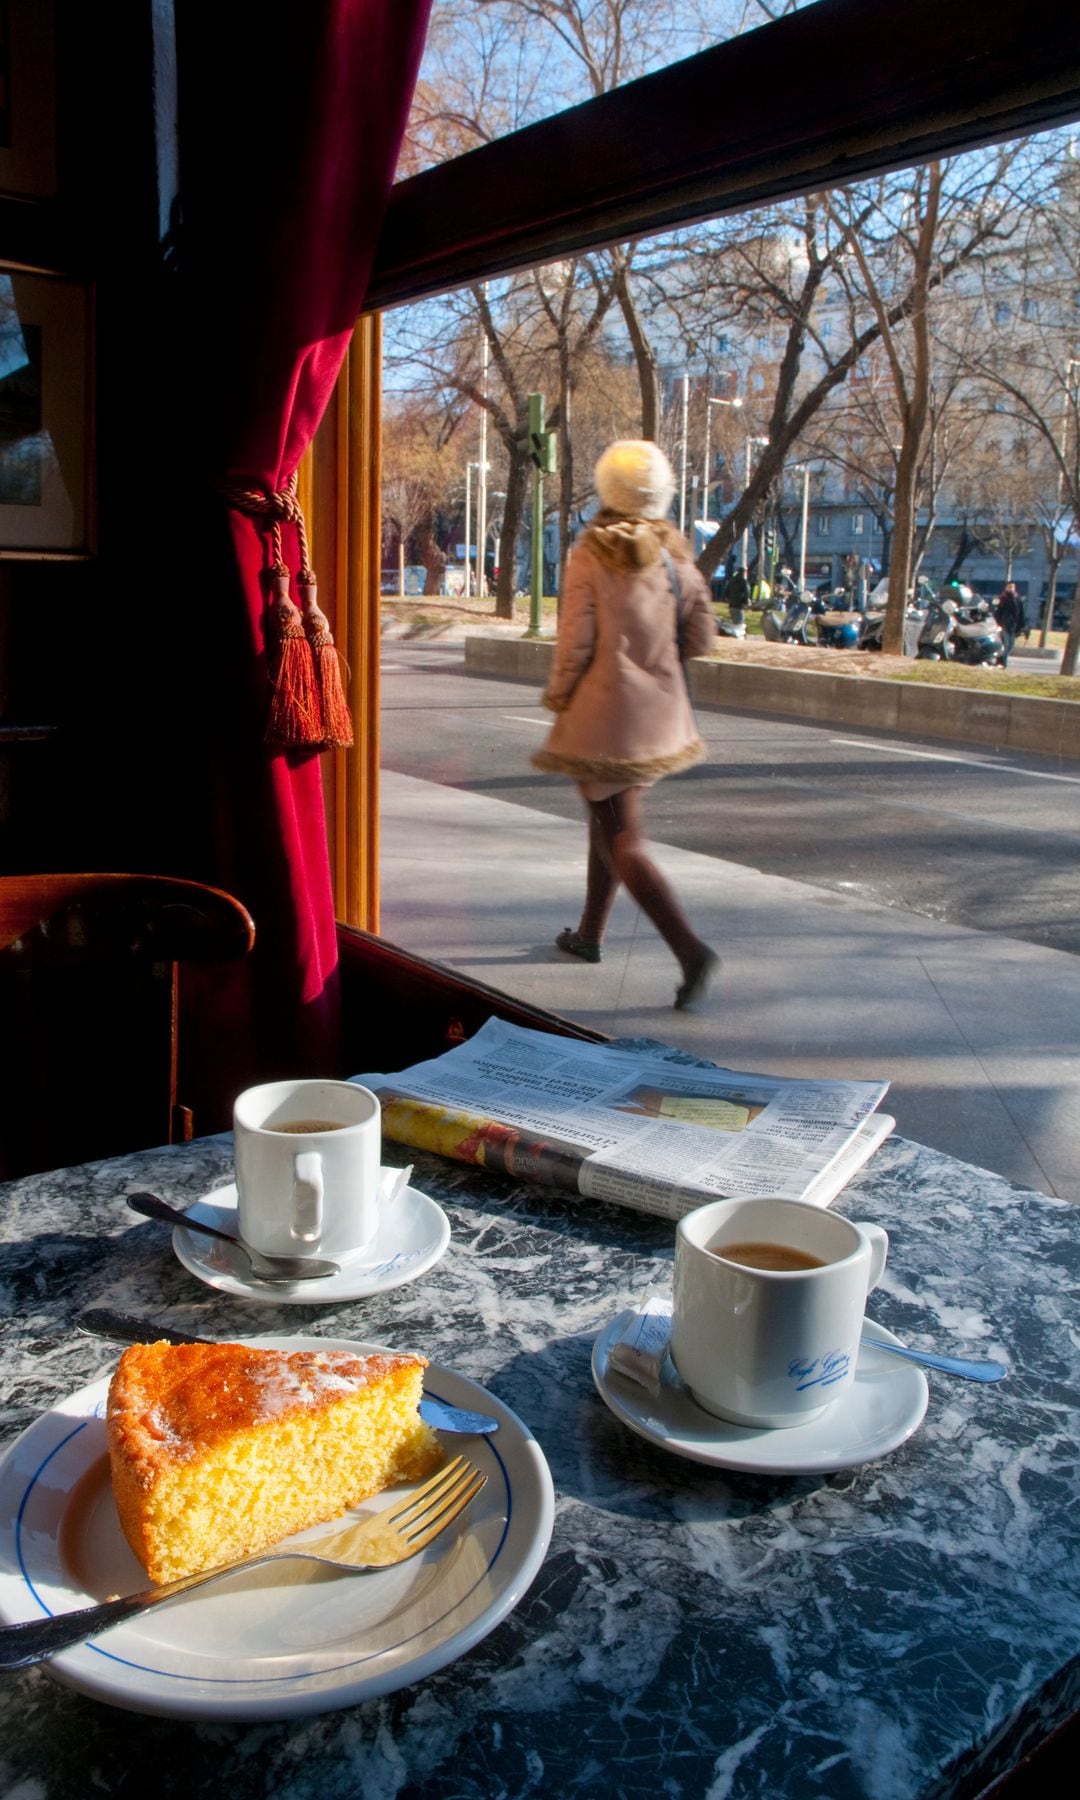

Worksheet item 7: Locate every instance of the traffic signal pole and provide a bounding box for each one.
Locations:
[526,392,556,638]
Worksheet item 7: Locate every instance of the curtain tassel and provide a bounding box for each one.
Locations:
[217,473,348,752]
[299,573,354,748]
[265,566,323,749]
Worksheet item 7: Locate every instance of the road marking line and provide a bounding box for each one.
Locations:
[502,714,548,727]
[829,737,1080,785]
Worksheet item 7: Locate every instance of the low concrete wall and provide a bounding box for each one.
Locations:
[463,635,1080,762]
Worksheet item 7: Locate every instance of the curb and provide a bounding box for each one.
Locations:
[462,635,1080,762]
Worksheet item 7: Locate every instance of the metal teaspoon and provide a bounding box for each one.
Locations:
[861,1327,1007,1382]
[126,1191,341,1283]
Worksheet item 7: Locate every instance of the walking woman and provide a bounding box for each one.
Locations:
[532,440,718,1009]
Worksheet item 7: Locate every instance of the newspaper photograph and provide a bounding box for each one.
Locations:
[355,1018,892,1221]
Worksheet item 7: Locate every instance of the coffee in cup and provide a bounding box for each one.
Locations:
[671,1197,888,1428]
[233,1079,382,1261]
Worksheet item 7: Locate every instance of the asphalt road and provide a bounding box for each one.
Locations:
[380,640,1080,958]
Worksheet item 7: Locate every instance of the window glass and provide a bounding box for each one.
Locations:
[397,2,804,181]
[379,122,1076,1040]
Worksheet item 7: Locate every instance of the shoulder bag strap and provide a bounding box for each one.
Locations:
[659,548,686,656]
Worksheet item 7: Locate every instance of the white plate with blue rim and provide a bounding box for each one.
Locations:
[592,1312,928,1474]
[0,1336,554,1720]
[169,1179,450,1304]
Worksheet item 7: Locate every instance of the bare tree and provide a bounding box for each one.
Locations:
[829,165,942,651]
[381,396,463,596]
[953,153,1080,670]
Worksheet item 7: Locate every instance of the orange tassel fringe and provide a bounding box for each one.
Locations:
[218,474,350,753]
[299,575,354,748]
[265,569,323,749]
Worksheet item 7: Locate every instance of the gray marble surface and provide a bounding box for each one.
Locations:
[1,1125,1078,1800]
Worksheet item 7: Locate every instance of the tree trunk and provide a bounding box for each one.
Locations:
[495,450,529,619]
[885,448,920,653]
[945,525,975,583]
[613,259,660,439]
[1061,612,1080,678]
[418,530,447,597]
[557,357,573,598]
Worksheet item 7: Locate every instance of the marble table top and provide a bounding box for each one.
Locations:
[1,1126,1078,1800]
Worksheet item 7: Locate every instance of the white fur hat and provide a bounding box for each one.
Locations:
[594,439,675,520]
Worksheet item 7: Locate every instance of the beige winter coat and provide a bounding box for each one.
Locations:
[532,515,715,790]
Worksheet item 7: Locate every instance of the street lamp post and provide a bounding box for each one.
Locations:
[464,462,474,598]
[794,463,811,592]
[1044,356,1080,645]
[464,459,489,598]
[741,435,769,575]
[702,394,743,525]
[678,372,690,532]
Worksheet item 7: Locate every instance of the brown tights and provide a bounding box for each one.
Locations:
[577,788,705,975]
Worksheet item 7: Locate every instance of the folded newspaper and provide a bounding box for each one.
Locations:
[354,1018,894,1222]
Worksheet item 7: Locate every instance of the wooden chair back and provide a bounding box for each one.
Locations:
[0,873,255,1178]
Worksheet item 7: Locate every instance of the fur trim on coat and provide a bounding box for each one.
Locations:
[532,520,714,791]
[578,512,693,571]
[532,737,706,783]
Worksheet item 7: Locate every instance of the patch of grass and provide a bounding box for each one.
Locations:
[888,663,1077,700]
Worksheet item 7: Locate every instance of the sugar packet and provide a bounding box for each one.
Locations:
[607,1294,674,1396]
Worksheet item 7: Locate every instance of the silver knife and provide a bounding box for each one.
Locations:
[75,1306,500,1435]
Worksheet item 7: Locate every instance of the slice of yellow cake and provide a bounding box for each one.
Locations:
[106,1340,442,1585]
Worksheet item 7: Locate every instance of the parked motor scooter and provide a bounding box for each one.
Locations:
[949,595,1006,666]
[858,598,928,653]
[916,594,958,660]
[916,591,1005,665]
[761,589,813,644]
[808,591,862,649]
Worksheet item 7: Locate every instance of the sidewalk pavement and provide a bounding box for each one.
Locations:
[379,768,1080,1203]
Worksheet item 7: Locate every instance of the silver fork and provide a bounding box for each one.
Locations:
[0,1456,486,1669]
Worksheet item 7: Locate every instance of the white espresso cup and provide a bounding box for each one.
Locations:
[671,1197,888,1429]
[233,1079,381,1260]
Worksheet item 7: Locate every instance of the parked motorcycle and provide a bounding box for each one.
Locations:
[859,577,933,654]
[808,593,862,649]
[761,590,813,644]
[858,599,928,654]
[712,602,747,639]
[916,594,1005,665]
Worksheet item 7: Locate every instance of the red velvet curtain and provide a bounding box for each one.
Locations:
[168,0,432,1096]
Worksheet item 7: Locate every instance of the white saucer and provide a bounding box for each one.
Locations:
[592,1313,929,1474]
[171,1182,450,1305]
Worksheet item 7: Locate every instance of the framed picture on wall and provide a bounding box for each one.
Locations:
[0,0,57,201]
[0,268,93,557]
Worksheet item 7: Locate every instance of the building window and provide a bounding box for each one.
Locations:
[994,300,1010,324]
[852,513,864,534]
[817,514,831,536]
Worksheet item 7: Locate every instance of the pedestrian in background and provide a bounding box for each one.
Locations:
[994,582,1026,665]
[722,562,750,628]
[533,439,719,1009]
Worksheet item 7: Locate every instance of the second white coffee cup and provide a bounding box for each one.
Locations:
[671,1196,888,1428]
[234,1078,381,1261]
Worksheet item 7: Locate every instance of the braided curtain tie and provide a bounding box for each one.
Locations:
[216,472,314,577]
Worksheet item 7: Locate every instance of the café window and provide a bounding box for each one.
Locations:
[308,0,1080,1039]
